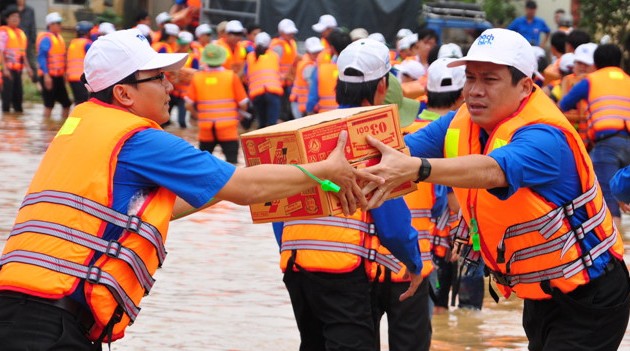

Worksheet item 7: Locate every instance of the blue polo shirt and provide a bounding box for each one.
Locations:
[610,166,630,203]
[507,16,550,46]
[404,109,612,279]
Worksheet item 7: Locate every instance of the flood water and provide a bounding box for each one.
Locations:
[1,103,630,350]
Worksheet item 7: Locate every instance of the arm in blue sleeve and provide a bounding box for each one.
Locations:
[559,79,589,112]
[610,166,630,203]
[272,222,284,248]
[370,198,422,274]
[404,110,455,158]
[306,67,319,114]
[506,18,519,31]
[37,37,51,74]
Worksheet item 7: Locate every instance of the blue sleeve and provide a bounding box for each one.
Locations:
[272,222,284,248]
[306,67,319,114]
[487,124,567,200]
[404,110,455,158]
[84,42,91,53]
[539,18,551,33]
[506,18,520,31]
[370,198,423,275]
[115,129,236,209]
[559,79,590,111]
[432,185,449,217]
[191,57,199,70]
[610,166,630,203]
[37,37,51,74]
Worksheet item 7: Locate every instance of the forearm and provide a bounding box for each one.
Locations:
[425,155,507,189]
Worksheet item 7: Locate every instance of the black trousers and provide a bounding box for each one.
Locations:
[2,69,23,112]
[283,266,377,351]
[0,294,98,351]
[200,140,239,165]
[40,75,72,109]
[372,275,432,351]
[523,258,630,351]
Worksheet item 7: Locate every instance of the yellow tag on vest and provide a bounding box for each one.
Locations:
[445,128,460,158]
[491,138,508,151]
[609,71,624,80]
[205,77,218,85]
[55,117,81,138]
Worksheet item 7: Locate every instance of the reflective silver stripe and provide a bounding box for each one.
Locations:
[410,209,432,218]
[21,190,166,265]
[280,239,400,273]
[417,230,432,241]
[0,250,140,321]
[432,235,451,249]
[10,220,154,293]
[451,218,469,241]
[283,217,373,234]
[434,208,450,231]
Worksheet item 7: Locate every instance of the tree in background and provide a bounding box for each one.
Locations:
[480,0,516,28]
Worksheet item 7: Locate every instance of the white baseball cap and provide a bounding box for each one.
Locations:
[448,28,537,79]
[225,20,245,34]
[437,43,463,59]
[305,36,324,53]
[98,22,116,35]
[367,32,386,45]
[531,46,546,60]
[350,28,369,41]
[83,29,188,93]
[559,52,575,73]
[278,18,298,34]
[254,32,271,47]
[178,31,194,44]
[155,12,171,26]
[428,58,466,93]
[195,23,212,38]
[312,14,337,33]
[338,38,391,83]
[398,33,418,51]
[45,12,62,25]
[574,42,597,66]
[396,28,413,40]
[395,59,425,80]
[164,23,180,37]
[136,24,152,38]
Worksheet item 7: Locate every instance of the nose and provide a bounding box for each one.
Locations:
[466,79,484,97]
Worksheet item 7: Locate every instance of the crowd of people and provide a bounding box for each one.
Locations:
[0,0,629,350]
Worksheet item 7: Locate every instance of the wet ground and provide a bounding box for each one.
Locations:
[0,103,629,350]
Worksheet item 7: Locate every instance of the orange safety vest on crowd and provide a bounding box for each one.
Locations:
[66,37,91,82]
[364,120,436,282]
[0,100,176,342]
[215,37,246,74]
[280,211,402,274]
[0,26,27,71]
[246,50,283,99]
[584,66,630,141]
[444,87,623,300]
[316,38,332,64]
[36,32,66,77]
[188,68,246,142]
[171,52,196,98]
[316,62,338,112]
[561,73,589,147]
[270,37,298,86]
[290,56,316,114]
[151,41,173,53]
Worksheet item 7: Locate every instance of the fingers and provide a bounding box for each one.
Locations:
[366,135,388,153]
[356,168,385,186]
[352,181,368,212]
[335,130,348,154]
[399,276,422,302]
[339,189,350,216]
[367,187,390,209]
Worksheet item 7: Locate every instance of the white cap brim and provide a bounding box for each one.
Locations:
[312,23,326,33]
[141,52,189,72]
[449,55,513,71]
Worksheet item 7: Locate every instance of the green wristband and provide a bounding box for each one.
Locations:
[292,164,341,193]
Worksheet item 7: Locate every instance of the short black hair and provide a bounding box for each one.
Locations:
[594,44,622,69]
[336,70,388,106]
[566,30,590,51]
[328,29,352,55]
[427,90,463,109]
[135,10,149,23]
[555,8,566,14]
[418,28,438,42]
[526,1,537,9]
[246,23,261,34]
[550,31,567,54]
[85,71,138,103]
[508,66,527,86]
[427,45,440,65]
[2,5,19,20]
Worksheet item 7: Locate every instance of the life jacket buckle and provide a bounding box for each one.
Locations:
[367,223,376,235]
[86,266,103,284]
[367,248,377,262]
[489,270,511,286]
[105,240,122,258]
[563,201,575,217]
[125,215,142,233]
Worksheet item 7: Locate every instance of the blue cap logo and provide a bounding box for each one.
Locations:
[477,34,495,46]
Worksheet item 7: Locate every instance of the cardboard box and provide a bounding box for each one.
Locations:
[241,104,416,223]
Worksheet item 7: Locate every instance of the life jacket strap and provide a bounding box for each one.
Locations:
[283,217,375,235]
[410,209,432,219]
[21,190,167,266]
[9,220,155,294]
[432,207,450,231]
[0,250,141,321]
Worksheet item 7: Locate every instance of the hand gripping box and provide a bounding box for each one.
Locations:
[240,104,417,223]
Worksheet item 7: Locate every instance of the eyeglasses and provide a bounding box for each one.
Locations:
[126,72,166,85]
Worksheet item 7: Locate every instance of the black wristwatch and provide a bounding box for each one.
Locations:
[414,158,431,183]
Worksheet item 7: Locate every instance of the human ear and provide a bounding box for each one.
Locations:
[113,85,134,108]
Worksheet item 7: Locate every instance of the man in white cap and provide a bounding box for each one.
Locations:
[311,14,337,63]
[362,28,629,351]
[289,36,322,118]
[0,28,376,349]
[215,20,247,75]
[274,37,423,351]
[192,23,212,59]
[37,12,72,118]
[152,11,172,43]
[271,18,299,120]
[560,44,630,233]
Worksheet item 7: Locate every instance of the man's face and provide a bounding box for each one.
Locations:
[49,22,62,34]
[417,37,437,60]
[125,69,173,124]
[463,61,531,132]
[526,8,536,19]
[7,13,20,27]
[573,61,595,75]
[226,32,242,45]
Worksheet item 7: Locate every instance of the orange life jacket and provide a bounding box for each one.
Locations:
[246,50,283,99]
[316,38,332,64]
[561,73,590,147]
[444,87,623,300]
[364,119,436,282]
[215,38,246,74]
[151,41,173,53]
[270,37,298,86]
[0,100,176,342]
[280,211,401,274]
[316,62,338,112]
[171,52,196,98]
[0,26,27,71]
[66,37,91,82]
[290,56,315,113]
[36,31,66,76]
[190,69,240,142]
[584,67,630,141]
